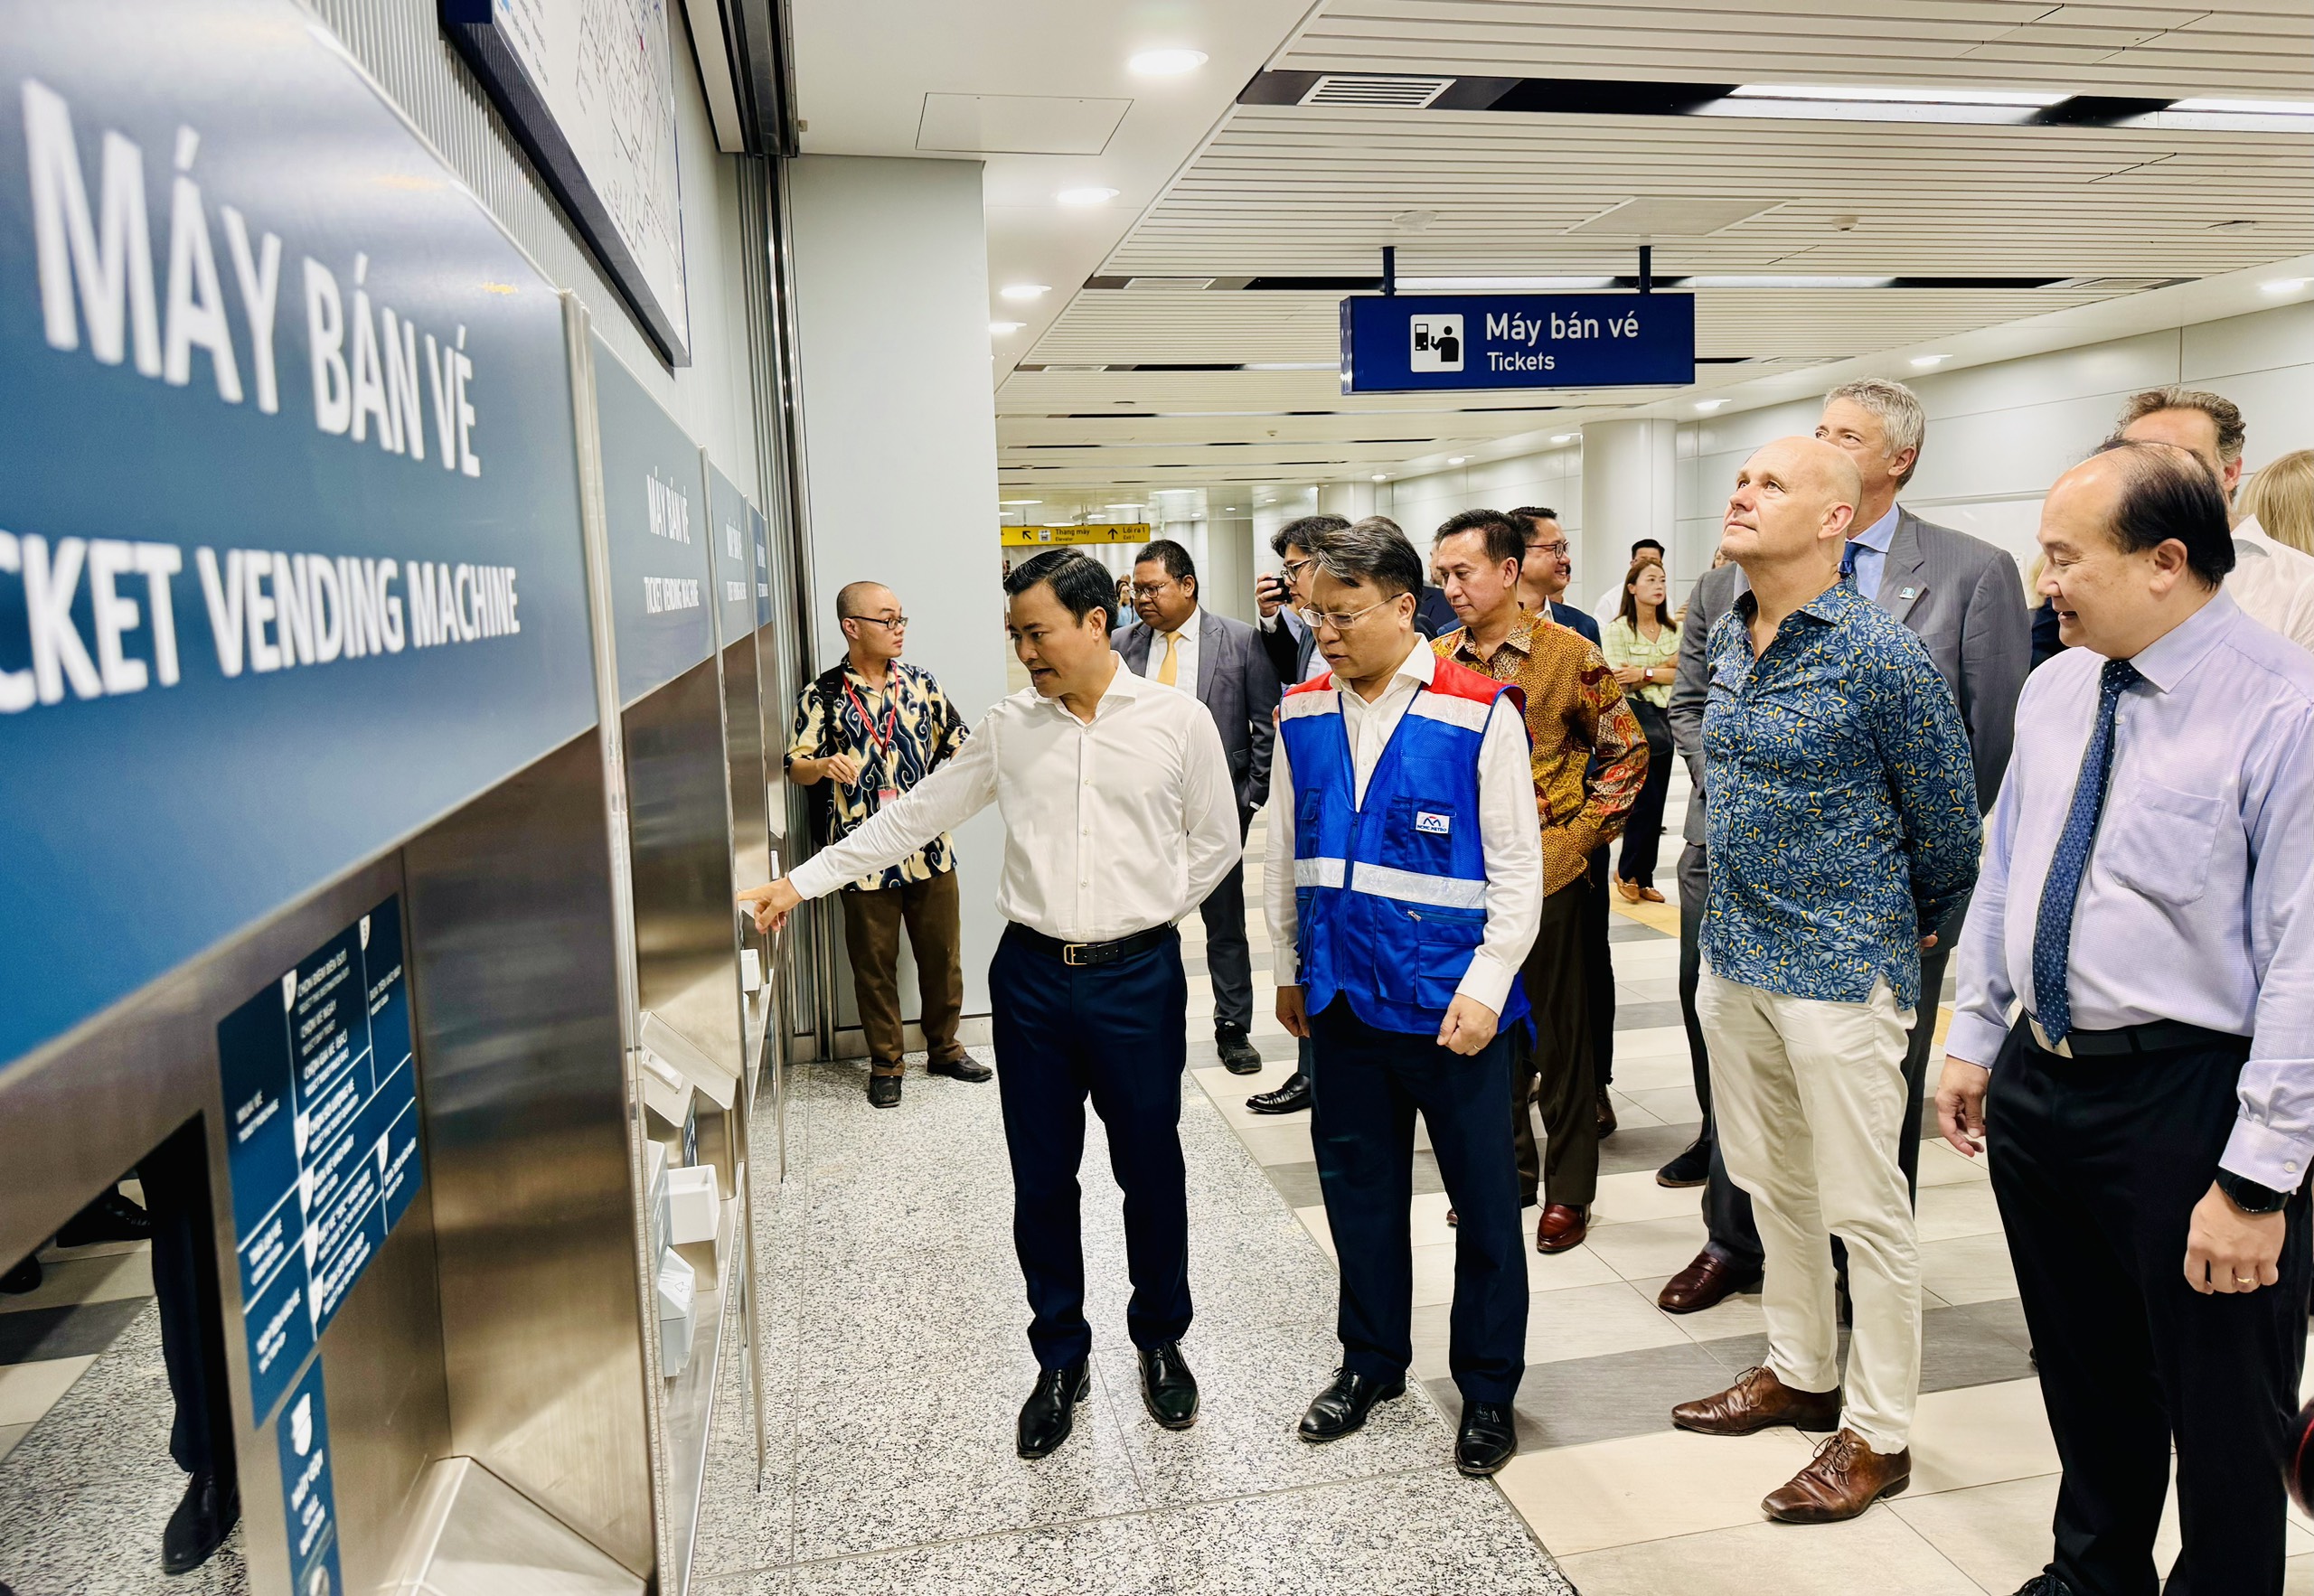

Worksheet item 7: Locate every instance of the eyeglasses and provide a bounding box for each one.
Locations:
[1527,540,1570,559]
[1294,596,1397,632]
[849,615,908,631]
[1278,555,1316,581]
[1129,580,1179,600]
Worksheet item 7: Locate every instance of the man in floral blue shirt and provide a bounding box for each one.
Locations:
[1669,437,1980,1526]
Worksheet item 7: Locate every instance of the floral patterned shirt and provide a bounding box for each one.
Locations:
[1435,609,1649,897]
[1702,580,1980,1009]
[786,660,970,892]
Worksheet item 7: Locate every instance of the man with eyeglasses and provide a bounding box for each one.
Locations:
[785,581,986,1107]
[1270,519,1540,1478]
[1120,539,1284,1075]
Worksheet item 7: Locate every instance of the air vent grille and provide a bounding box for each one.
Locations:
[1299,74,1455,110]
[2047,277,2196,293]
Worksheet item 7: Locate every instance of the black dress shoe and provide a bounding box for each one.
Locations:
[1298,1367,1405,1443]
[1138,1342,1199,1430]
[162,1470,239,1574]
[2010,1575,2076,1596]
[1455,1401,1518,1477]
[1217,1024,1263,1075]
[0,1254,40,1295]
[1246,1072,1311,1114]
[927,1055,992,1083]
[868,1073,903,1109]
[1017,1362,1091,1459]
[58,1188,151,1248]
[1655,1140,1711,1188]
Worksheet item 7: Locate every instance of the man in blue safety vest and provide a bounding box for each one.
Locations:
[1267,519,1543,1479]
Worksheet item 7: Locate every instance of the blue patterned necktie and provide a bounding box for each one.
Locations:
[2029,657,2143,1042]
[1839,539,1860,584]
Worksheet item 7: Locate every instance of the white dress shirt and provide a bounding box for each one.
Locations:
[1136,602,1202,690]
[1265,639,1543,1018]
[1949,593,2314,1190]
[2227,515,2314,653]
[789,658,1240,943]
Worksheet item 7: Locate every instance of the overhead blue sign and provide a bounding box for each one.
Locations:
[275,1359,344,1596]
[706,461,758,652]
[219,896,420,1423]
[1340,293,1695,392]
[592,335,712,705]
[0,3,598,1071]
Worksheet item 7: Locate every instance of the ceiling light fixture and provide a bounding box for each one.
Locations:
[1448,456,1467,465]
[1371,474,1388,482]
[990,321,1023,335]
[2262,277,2310,295]
[1057,186,1119,207]
[1911,353,1949,367]
[999,500,1040,506]
[1128,48,1208,76]
[1000,284,1050,301]
[1551,434,1576,444]
[1694,399,1726,412]
[1730,83,2064,108]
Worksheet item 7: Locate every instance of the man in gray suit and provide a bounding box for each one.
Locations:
[1120,539,1284,1074]
[1656,378,2030,1314]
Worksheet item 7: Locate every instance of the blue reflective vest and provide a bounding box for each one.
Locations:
[1278,658,1532,1037]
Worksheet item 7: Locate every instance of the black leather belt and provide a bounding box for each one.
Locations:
[2023,1015,2250,1059]
[1011,924,1174,968]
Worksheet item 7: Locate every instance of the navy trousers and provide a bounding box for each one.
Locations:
[1310,998,1527,1404]
[990,924,1193,1369]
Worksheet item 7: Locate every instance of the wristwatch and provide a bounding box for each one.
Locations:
[2215,1169,2292,1215]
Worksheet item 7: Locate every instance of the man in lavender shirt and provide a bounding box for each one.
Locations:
[1938,441,2314,1596]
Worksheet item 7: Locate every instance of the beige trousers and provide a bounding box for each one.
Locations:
[1698,968,1921,1453]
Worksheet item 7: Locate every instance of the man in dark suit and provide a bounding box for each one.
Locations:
[1510,507,1618,1140]
[1656,379,2030,1314]
[1120,539,1283,1074]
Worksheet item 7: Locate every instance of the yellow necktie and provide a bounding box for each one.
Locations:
[1158,629,1180,686]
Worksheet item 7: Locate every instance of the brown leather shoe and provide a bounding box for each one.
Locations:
[1594,1088,1618,1139]
[1763,1428,1911,1523]
[1657,1248,1761,1314]
[1536,1203,1588,1253]
[1670,1366,1840,1436]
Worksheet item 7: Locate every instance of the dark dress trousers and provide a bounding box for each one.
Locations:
[142,1118,236,1485]
[1312,998,1527,1404]
[1549,602,1618,1093]
[1989,1023,2311,1596]
[1119,612,1282,1036]
[991,925,1193,1367]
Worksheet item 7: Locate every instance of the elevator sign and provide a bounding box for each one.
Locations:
[218,896,421,1424]
[1340,294,1695,392]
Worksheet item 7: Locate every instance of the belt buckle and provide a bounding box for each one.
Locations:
[1062,943,1087,966]
[2028,1019,2074,1059]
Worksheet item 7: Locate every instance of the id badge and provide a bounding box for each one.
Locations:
[877,786,899,808]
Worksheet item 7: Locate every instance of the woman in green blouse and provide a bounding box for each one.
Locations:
[1602,556,1679,903]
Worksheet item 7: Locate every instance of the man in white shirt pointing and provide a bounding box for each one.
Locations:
[739,549,1239,1462]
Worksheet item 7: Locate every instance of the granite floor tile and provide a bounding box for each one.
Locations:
[1555,1505,1984,1594]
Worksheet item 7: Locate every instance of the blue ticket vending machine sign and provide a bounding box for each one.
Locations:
[219,896,419,1423]
[0,4,599,1073]
[275,1358,343,1596]
[592,333,714,704]
[705,461,758,652]
[1340,293,1696,392]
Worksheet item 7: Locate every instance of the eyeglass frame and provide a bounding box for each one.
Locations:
[1128,577,1186,601]
[1293,594,1404,632]
[1524,537,1571,559]
[845,613,908,631]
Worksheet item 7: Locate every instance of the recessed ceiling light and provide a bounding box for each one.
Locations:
[1448,456,1467,465]
[1730,83,2064,108]
[1911,353,1949,367]
[2262,277,2310,295]
[1128,48,1208,76]
[1000,283,1050,301]
[990,321,1024,335]
[1551,434,1576,444]
[1000,500,1040,506]
[1695,399,1726,412]
[1371,474,1388,482]
[1058,186,1119,207]
[1223,506,1240,512]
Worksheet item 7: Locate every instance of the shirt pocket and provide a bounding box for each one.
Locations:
[2102,779,2224,906]
[1380,793,1461,876]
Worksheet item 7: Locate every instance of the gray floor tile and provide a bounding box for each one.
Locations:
[1433,1339,1739,1450]
[1608,919,1673,944]
[1594,1120,1703,1178]
[1611,1000,1687,1032]
[0,1297,151,1365]
[1261,1150,1444,1210]
[1688,1300,2037,1396]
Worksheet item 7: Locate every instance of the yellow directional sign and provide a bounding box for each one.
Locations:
[999,523,1152,548]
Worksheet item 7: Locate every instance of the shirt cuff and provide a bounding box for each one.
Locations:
[1455,948,1519,1019]
[1942,1011,2010,1069]
[2220,1115,2314,1193]
[1274,937,1300,984]
[788,855,842,901]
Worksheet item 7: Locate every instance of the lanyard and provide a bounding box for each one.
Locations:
[844,678,899,756]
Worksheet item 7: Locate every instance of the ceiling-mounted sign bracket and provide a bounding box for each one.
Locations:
[1640,245,1654,296]
[1382,245,1397,297]
[1339,291,1695,392]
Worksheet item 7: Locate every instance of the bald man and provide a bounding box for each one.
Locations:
[1670,438,1980,1524]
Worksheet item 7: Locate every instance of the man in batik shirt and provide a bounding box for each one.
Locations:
[787,581,986,1106]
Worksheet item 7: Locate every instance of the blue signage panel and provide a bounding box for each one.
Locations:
[592,335,713,705]
[0,4,598,1071]
[275,1359,344,1596]
[1340,293,1695,392]
[705,460,758,651]
[220,897,420,1423]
